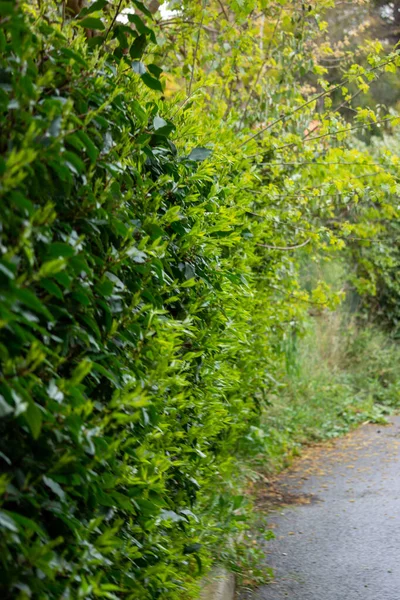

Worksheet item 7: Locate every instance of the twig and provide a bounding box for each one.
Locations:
[188,1,206,97]
[332,88,362,112]
[217,0,229,21]
[239,54,399,148]
[275,116,395,151]
[261,161,383,166]
[257,238,311,251]
[159,19,218,33]
[239,6,283,128]
[104,0,124,43]
[171,85,206,118]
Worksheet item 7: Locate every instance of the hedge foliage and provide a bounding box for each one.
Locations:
[1,1,400,599]
[0,2,280,598]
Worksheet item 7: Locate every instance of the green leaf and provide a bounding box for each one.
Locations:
[0,511,18,532]
[141,72,163,92]
[77,130,99,161]
[130,34,147,59]
[78,17,105,30]
[60,47,88,67]
[14,288,54,320]
[147,63,163,78]
[5,511,47,537]
[71,289,91,306]
[70,359,93,385]
[0,2,15,17]
[43,476,66,502]
[79,0,108,16]
[153,116,175,137]
[132,61,146,74]
[23,402,42,439]
[39,279,64,300]
[0,260,15,279]
[188,147,212,161]
[64,151,86,174]
[46,242,76,259]
[37,259,67,278]
[131,0,154,19]
[183,543,202,554]
[131,99,147,123]
[128,14,156,42]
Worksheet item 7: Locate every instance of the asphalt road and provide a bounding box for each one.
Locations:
[239,416,400,600]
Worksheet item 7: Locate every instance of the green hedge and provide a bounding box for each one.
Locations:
[0,3,275,598]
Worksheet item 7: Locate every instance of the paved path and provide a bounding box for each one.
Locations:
[239,416,400,600]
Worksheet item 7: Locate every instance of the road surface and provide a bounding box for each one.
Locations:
[239,416,400,600]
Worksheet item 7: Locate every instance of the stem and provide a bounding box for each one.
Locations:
[275,116,395,151]
[239,6,283,129]
[104,0,124,44]
[257,238,311,251]
[239,54,399,148]
[261,162,382,167]
[188,1,206,97]
[217,0,229,21]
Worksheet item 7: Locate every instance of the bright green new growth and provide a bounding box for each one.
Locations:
[0,1,399,598]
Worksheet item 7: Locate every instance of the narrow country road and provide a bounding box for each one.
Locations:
[239,416,400,600]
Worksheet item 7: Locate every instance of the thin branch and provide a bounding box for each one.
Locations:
[275,116,395,151]
[239,6,283,128]
[217,0,229,21]
[188,1,206,97]
[239,54,399,148]
[159,19,218,33]
[261,161,383,166]
[248,170,392,201]
[171,85,206,118]
[332,88,362,113]
[104,0,124,44]
[257,238,311,251]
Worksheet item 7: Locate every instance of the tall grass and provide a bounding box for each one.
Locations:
[246,293,400,472]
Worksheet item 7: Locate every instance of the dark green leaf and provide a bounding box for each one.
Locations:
[78,17,105,30]
[43,477,66,502]
[46,242,76,259]
[79,0,108,16]
[130,34,147,59]
[183,543,202,554]
[131,0,154,19]
[147,63,163,78]
[14,288,54,320]
[141,72,163,92]
[23,402,42,439]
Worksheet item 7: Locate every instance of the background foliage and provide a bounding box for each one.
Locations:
[1,0,400,598]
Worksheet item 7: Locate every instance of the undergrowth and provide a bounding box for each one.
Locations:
[233,300,400,590]
[248,311,400,475]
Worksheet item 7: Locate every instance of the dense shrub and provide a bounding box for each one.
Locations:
[1,1,399,598]
[345,133,400,333]
[0,2,277,598]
